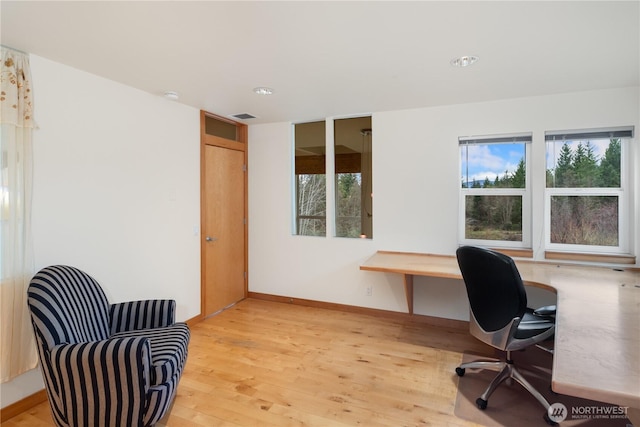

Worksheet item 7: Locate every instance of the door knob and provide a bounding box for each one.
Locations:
[205,236,218,242]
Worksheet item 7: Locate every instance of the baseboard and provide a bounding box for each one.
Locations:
[0,389,47,423]
[247,292,468,331]
[185,313,204,327]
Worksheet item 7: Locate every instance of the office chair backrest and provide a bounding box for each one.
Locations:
[456,246,527,332]
[28,265,111,350]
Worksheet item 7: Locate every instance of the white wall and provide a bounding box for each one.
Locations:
[30,54,202,319]
[1,55,201,408]
[248,86,640,319]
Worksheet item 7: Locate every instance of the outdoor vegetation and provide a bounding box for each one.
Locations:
[296,172,364,237]
[546,139,621,246]
[296,174,326,236]
[335,173,363,238]
[463,158,525,242]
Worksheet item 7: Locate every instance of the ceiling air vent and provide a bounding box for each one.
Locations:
[231,113,257,120]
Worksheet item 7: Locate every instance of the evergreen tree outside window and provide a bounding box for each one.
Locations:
[545,127,632,254]
[459,134,531,248]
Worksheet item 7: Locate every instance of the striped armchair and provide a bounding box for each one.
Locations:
[27,265,190,427]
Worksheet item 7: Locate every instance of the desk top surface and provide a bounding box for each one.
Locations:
[360,251,640,409]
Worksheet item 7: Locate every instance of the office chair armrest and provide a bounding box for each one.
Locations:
[470,310,523,350]
[533,305,556,316]
[110,299,176,334]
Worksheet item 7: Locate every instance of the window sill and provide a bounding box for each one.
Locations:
[545,251,636,265]
[490,248,534,258]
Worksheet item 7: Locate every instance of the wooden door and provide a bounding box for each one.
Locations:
[202,125,247,317]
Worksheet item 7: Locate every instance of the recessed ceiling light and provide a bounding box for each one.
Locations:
[253,87,274,95]
[450,55,479,68]
[163,91,179,100]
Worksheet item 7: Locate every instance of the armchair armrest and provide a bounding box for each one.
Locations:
[110,299,176,334]
[50,337,151,426]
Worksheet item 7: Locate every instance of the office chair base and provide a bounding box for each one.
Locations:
[476,397,488,410]
[543,412,558,426]
[477,396,557,426]
[456,357,556,425]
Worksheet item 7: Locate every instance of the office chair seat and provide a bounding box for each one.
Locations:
[515,309,556,339]
[454,246,557,426]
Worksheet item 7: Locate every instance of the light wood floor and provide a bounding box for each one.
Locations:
[3,299,494,427]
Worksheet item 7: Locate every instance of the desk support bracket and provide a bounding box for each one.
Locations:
[403,274,414,315]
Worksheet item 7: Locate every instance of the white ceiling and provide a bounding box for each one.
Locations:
[2,1,638,125]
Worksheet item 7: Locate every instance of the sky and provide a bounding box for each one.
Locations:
[461,139,611,185]
[461,143,525,184]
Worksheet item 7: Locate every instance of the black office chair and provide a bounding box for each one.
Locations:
[454,246,557,425]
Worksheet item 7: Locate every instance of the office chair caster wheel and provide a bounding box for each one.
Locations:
[543,412,558,426]
[475,398,488,410]
[455,367,465,377]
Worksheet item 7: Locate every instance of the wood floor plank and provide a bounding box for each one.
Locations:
[2,298,492,427]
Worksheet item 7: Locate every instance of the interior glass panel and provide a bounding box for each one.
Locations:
[294,121,326,236]
[205,116,239,141]
[334,116,372,239]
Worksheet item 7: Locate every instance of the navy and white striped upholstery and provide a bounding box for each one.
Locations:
[27,265,190,427]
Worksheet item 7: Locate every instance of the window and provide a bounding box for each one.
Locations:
[459,134,531,248]
[334,116,373,238]
[204,115,240,141]
[293,117,374,238]
[459,127,634,260]
[545,127,633,254]
[294,121,326,236]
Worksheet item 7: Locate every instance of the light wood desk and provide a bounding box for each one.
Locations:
[360,251,640,421]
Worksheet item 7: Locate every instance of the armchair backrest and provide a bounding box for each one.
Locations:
[455,246,527,333]
[27,265,111,350]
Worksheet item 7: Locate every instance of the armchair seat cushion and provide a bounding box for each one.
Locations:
[113,322,190,386]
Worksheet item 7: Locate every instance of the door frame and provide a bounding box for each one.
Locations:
[200,110,248,317]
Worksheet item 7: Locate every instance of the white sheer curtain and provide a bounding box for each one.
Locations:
[0,47,38,382]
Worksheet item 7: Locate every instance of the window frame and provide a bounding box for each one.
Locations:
[458,133,532,250]
[544,128,632,255]
[292,120,327,237]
